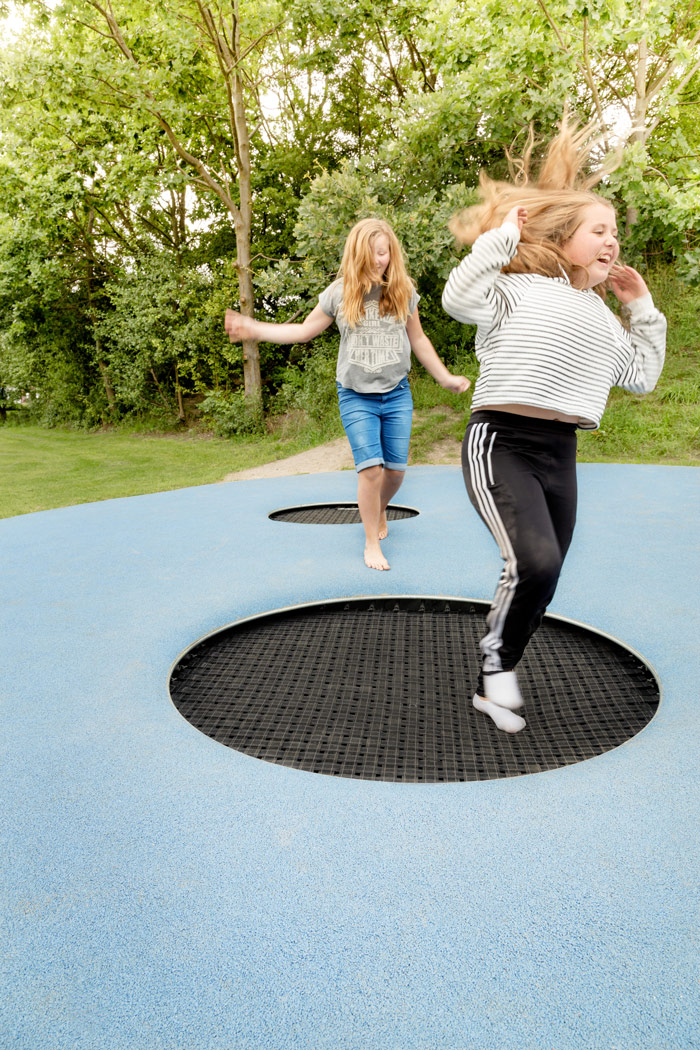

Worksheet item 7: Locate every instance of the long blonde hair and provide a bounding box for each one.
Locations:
[339,218,415,327]
[449,115,619,290]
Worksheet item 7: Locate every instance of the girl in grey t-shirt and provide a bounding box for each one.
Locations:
[225,218,469,572]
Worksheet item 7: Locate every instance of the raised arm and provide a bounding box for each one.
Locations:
[608,265,666,393]
[441,208,525,332]
[225,303,334,345]
[405,308,470,393]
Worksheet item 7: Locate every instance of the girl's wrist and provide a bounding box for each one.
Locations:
[626,292,654,314]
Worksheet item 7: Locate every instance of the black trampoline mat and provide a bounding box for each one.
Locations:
[169,597,660,782]
[269,503,418,524]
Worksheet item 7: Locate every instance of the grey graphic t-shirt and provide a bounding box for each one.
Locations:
[318,279,419,393]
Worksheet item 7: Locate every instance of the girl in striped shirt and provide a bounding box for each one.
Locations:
[442,118,666,733]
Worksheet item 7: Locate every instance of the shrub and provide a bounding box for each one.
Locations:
[198,390,264,437]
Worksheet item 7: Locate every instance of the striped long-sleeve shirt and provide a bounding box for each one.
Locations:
[442,222,667,429]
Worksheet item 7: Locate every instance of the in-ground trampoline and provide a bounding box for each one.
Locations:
[268,501,419,524]
[2,464,699,1050]
[169,596,659,782]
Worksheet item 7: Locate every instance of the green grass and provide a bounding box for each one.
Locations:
[0,424,339,519]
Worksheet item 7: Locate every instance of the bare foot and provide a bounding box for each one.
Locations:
[364,542,390,571]
[378,510,388,540]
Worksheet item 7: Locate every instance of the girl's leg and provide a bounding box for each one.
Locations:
[377,378,413,539]
[357,465,391,570]
[462,413,577,731]
[337,384,392,570]
[356,466,405,568]
[337,380,412,570]
[378,469,405,539]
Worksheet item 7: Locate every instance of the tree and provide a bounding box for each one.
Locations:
[380,0,700,271]
[532,0,700,240]
[1,0,697,429]
[19,0,290,402]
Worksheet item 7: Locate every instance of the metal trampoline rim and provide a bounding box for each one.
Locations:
[166,592,662,702]
[267,501,420,522]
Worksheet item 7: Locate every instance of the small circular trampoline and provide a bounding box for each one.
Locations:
[169,596,660,782]
[268,502,418,524]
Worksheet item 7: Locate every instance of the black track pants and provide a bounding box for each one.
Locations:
[462,411,578,696]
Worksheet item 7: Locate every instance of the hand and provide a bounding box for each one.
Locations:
[504,206,527,232]
[443,374,471,394]
[608,265,649,304]
[224,308,256,342]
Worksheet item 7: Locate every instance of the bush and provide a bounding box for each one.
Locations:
[271,340,340,425]
[198,390,264,437]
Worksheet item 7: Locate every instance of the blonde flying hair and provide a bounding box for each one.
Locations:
[450,114,620,291]
[339,218,415,327]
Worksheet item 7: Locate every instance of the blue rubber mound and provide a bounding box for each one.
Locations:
[2,464,698,1050]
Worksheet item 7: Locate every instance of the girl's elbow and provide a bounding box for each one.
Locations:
[626,375,661,395]
[441,298,463,323]
[299,321,325,342]
[441,293,457,319]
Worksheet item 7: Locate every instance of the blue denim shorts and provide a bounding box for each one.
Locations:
[336,378,413,473]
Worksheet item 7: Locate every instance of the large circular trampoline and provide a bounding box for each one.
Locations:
[168,596,660,782]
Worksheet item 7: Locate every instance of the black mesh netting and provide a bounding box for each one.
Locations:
[169,597,659,782]
[268,503,418,524]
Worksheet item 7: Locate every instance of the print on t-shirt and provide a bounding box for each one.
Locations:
[347,299,402,373]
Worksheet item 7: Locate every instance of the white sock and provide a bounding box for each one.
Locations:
[473,694,526,733]
[483,670,523,710]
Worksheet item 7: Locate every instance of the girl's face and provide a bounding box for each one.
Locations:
[562,203,620,288]
[371,234,391,280]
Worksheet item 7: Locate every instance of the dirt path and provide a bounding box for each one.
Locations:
[222,433,462,482]
[222,436,355,481]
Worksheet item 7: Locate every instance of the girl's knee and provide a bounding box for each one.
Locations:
[522,551,564,592]
[359,464,384,484]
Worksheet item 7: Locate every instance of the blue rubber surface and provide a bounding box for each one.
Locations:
[2,464,699,1050]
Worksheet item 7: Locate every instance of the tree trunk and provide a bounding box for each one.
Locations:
[233,221,261,405]
[84,213,117,417]
[150,368,170,410]
[626,21,649,234]
[98,359,117,415]
[174,362,186,423]
[220,2,262,406]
